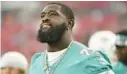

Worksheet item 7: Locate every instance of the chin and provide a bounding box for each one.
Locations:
[37,23,67,44]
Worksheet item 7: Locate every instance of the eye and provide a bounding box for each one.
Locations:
[49,12,58,16]
[41,14,45,18]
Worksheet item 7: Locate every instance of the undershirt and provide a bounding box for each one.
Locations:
[46,48,67,66]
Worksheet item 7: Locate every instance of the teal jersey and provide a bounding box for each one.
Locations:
[113,61,127,74]
[29,41,113,74]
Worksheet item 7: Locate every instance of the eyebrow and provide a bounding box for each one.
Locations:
[41,10,58,15]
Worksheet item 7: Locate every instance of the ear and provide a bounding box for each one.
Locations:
[68,19,74,29]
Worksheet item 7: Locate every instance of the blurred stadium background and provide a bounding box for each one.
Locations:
[1,1,127,63]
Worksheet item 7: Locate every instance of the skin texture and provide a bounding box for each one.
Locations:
[37,4,74,52]
[116,46,127,65]
[1,67,24,74]
[1,67,11,74]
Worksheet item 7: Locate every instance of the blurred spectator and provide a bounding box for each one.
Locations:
[0,51,28,74]
[113,30,127,74]
[88,30,117,64]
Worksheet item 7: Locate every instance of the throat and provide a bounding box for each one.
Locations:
[47,48,67,65]
[47,40,73,52]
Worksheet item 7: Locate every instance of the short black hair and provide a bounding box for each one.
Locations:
[48,3,74,20]
[116,30,127,35]
[115,30,127,48]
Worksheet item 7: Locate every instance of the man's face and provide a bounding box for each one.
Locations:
[10,68,24,74]
[37,4,68,44]
[1,67,11,74]
[1,67,23,74]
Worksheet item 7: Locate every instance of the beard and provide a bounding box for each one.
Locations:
[37,23,67,44]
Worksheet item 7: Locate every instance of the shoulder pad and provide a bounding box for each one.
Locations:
[82,50,112,74]
[80,48,94,55]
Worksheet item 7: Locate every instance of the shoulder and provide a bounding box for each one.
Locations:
[81,50,113,74]
[29,52,44,74]
[74,41,111,63]
[73,41,88,51]
[30,52,44,64]
[83,50,111,65]
[73,41,87,49]
[81,48,111,64]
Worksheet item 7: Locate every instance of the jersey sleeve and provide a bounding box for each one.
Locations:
[30,53,42,65]
[83,50,113,74]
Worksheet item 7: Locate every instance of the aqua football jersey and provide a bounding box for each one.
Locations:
[29,41,113,74]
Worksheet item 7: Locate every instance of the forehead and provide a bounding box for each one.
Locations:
[42,4,62,13]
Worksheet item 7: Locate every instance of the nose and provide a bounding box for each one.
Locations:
[42,16,50,23]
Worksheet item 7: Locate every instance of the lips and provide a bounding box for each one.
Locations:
[41,23,52,31]
[43,25,51,28]
[42,23,51,26]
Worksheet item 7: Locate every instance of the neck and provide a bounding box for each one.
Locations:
[47,32,73,52]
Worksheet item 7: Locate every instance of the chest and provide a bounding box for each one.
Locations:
[29,61,88,74]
